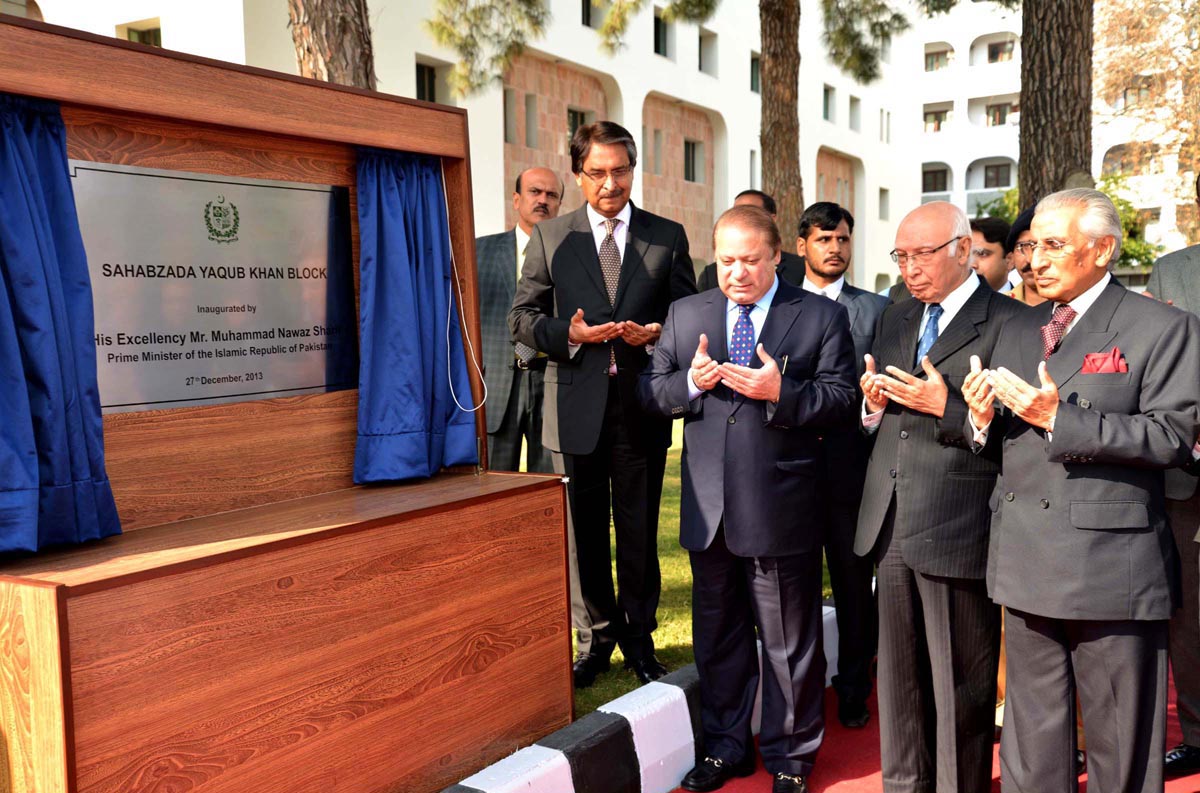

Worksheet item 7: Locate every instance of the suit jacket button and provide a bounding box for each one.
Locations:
[889,469,897,478]
[899,430,909,439]
[728,416,736,425]
[1005,492,1015,502]
[1079,398,1092,409]
[1040,499,1050,509]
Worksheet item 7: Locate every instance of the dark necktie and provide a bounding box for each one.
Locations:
[599,219,621,369]
[1041,304,1077,359]
[731,304,755,366]
[915,303,943,366]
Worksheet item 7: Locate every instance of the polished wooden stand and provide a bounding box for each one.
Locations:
[0,18,571,793]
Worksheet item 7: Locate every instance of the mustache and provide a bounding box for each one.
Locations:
[531,205,549,213]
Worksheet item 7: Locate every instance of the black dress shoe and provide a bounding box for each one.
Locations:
[837,695,870,728]
[572,653,610,689]
[680,754,756,792]
[1165,743,1200,778]
[625,654,668,684]
[772,772,809,793]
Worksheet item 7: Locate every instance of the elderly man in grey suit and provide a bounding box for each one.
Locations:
[795,201,887,729]
[477,166,562,473]
[1144,171,1200,778]
[964,188,1200,793]
[855,201,1026,793]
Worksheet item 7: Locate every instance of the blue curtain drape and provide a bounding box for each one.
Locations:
[354,148,477,482]
[0,94,120,553]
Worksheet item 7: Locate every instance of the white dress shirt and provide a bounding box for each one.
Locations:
[802,274,845,302]
[515,225,531,279]
[567,202,635,363]
[687,275,780,401]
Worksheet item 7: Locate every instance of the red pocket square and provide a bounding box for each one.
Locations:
[1082,347,1128,373]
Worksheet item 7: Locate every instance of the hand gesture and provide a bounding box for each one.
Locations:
[622,320,662,347]
[718,344,781,402]
[861,354,888,413]
[962,354,995,428]
[988,362,1059,431]
[567,308,624,345]
[880,357,949,418]
[690,333,720,391]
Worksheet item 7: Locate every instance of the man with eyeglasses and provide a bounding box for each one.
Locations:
[510,121,697,688]
[853,201,1026,793]
[962,189,1200,793]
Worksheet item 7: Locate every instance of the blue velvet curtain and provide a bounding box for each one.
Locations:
[354,148,477,482]
[0,94,121,553]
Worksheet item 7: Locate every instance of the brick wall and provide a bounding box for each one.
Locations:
[640,95,716,263]
[815,147,858,284]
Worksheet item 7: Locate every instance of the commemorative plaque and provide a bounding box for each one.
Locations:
[70,161,358,413]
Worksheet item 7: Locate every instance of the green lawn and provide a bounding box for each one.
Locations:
[572,422,833,715]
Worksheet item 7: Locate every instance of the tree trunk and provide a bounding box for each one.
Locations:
[287,0,377,90]
[1018,0,1092,206]
[760,0,803,247]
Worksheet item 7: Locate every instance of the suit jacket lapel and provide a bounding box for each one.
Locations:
[838,290,861,336]
[898,298,924,371]
[1046,281,1124,386]
[706,288,729,363]
[756,283,804,361]
[564,205,610,299]
[614,204,651,311]
[918,285,987,374]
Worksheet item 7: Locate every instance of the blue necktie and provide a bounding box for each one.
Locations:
[731,304,755,366]
[915,303,943,366]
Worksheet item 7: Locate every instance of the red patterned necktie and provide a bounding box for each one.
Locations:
[599,218,621,370]
[1040,304,1076,359]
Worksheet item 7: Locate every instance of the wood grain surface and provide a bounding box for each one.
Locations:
[62,487,568,793]
[0,581,69,793]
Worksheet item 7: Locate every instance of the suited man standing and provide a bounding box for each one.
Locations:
[639,205,856,793]
[963,188,1200,793]
[696,190,806,291]
[1144,173,1200,779]
[854,201,1026,793]
[477,167,562,472]
[794,201,886,729]
[510,121,697,687]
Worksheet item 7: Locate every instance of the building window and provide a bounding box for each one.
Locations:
[524,94,538,148]
[879,109,892,143]
[653,129,663,175]
[581,0,592,26]
[924,109,948,132]
[699,28,717,76]
[750,53,761,93]
[923,169,948,193]
[849,96,861,132]
[684,140,703,183]
[1119,77,1153,109]
[986,103,1012,126]
[416,63,437,103]
[127,26,162,47]
[879,187,890,221]
[925,50,950,72]
[567,108,589,141]
[984,164,1011,188]
[987,40,1014,63]
[653,11,670,57]
[750,150,759,190]
[823,85,836,122]
[881,36,891,63]
[503,88,518,144]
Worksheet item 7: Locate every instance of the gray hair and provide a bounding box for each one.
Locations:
[1035,188,1123,268]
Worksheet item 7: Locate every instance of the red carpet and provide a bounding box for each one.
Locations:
[674,673,1200,793]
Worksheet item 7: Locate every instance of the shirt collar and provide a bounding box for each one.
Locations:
[1062,272,1112,319]
[585,201,632,231]
[927,271,981,320]
[726,273,780,316]
[802,275,845,301]
[514,225,531,254]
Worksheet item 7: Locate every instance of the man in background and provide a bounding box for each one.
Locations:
[969,216,1014,292]
[697,190,805,290]
[795,201,886,729]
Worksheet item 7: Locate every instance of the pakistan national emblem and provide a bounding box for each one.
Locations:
[204,195,240,243]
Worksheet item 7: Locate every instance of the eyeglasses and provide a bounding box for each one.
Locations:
[889,237,962,266]
[581,165,634,185]
[1013,239,1091,260]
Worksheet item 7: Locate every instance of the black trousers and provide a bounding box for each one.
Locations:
[691,527,826,777]
[1167,488,1200,746]
[487,367,552,473]
[561,378,666,663]
[874,509,999,793]
[1001,609,1167,793]
[822,495,878,703]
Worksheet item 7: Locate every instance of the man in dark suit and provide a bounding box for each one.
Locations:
[854,201,1026,793]
[639,205,856,793]
[510,121,697,688]
[793,201,887,728]
[964,188,1200,793]
[696,190,805,291]
[476,166,562,472]
[1144,174,1200,778]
